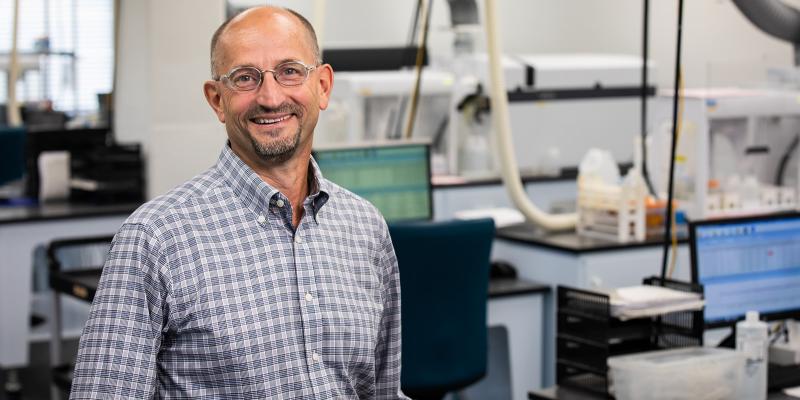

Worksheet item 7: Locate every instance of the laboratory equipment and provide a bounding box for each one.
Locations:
[650,90,800,219]
[458,53,656,177]
[312,141,433,222]
[736,311,768,400]
[689,212,800,328]
[315,69,454,151]
[576,148,647,243]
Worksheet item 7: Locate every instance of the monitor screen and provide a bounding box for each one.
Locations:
[313,142,432,222]
[690,213,800,328]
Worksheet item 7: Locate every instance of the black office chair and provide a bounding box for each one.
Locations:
[47,235,113,396]
[389,218,495,400]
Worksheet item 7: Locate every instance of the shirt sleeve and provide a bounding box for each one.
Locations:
[69,222,171,400]
[373,223,410,399]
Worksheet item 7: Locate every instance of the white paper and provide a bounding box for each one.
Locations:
[609,285,704,320]
[454,207,526,228]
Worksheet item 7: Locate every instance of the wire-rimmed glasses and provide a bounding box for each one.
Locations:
[216,60,318,91]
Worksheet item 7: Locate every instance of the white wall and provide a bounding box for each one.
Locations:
[118,0,797,197]
[116,0,226,198]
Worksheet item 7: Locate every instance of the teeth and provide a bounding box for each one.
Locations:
[253,115,291,125]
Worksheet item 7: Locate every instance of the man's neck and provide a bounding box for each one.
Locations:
[253,154,310,228]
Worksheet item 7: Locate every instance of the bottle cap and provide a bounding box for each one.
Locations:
[746,310,760,322]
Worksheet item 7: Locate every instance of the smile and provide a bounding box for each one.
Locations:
[251,115,292,125]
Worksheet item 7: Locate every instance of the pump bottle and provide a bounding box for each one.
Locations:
[736,311,768,400]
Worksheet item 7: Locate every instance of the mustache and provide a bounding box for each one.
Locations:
[244,103,303,120]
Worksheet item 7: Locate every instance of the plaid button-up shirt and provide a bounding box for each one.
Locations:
[70,144,407,399]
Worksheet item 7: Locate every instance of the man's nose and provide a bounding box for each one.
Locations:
[254,73,287,106]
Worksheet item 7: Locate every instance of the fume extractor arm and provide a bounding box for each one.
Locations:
[731,0,800,65]
[483,0,578,231]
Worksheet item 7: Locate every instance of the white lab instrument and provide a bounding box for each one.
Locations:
[316,70,454,157]
[453,52,655,176]
[650,89,800,219]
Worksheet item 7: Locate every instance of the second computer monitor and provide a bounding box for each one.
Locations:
[313,142,432,222]
[690,213,800,328]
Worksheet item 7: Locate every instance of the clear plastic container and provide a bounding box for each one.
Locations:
[608,347,743,400]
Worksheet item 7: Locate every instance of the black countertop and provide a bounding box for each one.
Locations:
[431,163,632,189]
[0,202,140,225]
[496,223,687,254]
[529,386,797,400]
[489,277,550,298]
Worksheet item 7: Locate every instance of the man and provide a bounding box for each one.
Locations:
[70,6,407,399]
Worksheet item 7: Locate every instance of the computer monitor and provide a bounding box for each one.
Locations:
[690,213,800,328]
[313,141,433,222]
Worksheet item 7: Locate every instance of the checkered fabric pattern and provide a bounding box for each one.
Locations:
[70,143,408,399]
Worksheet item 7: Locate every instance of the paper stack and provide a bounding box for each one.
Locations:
[609,285,704,320]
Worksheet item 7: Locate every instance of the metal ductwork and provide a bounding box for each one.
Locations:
[731,0,800,65]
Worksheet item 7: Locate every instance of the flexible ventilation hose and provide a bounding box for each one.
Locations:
[483,0,577,230]
[731,0,800,64]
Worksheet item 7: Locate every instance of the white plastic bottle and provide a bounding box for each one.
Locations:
[736,311,768,400]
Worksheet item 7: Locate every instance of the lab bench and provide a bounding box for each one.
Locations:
[493,222,691,387]
[0,202,137,369]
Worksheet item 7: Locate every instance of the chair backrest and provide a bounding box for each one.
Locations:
[47,235,114,273]
[389,218,495,398]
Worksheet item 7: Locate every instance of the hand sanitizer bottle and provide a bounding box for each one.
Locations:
[736,311,768,400]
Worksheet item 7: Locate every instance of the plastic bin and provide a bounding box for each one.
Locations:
[608,347,743,400]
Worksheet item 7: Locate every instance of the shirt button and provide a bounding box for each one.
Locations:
[275,199,285,208]
[294,235,302,244]
[305,292,313,302]
[312,352,320,362]
[257,214,266,224]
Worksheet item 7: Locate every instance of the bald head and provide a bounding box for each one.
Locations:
[210,6,321,78]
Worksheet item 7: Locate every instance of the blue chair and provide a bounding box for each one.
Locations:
[389,218,495,400]
[0,126,26,186]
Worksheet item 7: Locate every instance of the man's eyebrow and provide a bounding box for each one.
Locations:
[275,58,307,65]
[227,59,306,71]
[224,63,259,72]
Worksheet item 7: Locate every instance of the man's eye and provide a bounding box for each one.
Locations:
[233,74,256,82]
[281,67,300,76]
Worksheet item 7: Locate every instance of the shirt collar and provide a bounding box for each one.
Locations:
[216,143,330,223]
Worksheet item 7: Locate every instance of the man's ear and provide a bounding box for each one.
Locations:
[203,81,226,123]
[316,64,334,111]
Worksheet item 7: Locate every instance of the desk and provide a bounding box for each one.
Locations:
[529,385,798,400]
[0,202,136,368]
[494,223,691,386]
[481,278,549,400]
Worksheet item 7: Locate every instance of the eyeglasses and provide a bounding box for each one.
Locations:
[216,61,318,91]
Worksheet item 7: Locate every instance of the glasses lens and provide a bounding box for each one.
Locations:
[275,62,308,86]
[227,67,261,90]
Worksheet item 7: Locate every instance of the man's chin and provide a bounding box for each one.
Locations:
[250,136,300,163]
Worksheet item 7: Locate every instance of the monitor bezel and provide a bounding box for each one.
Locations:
[311,140,434,223]
[689,211,800,328]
